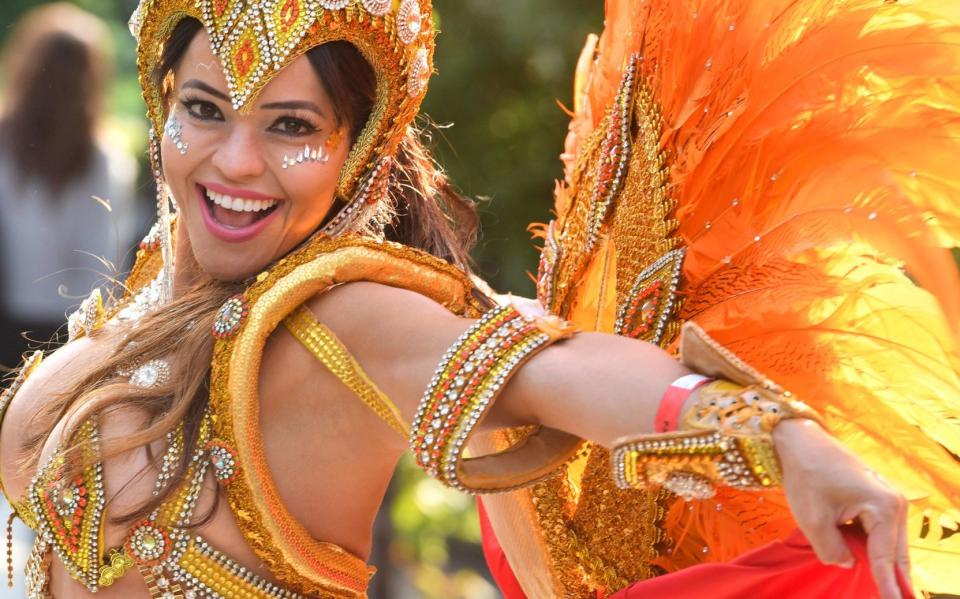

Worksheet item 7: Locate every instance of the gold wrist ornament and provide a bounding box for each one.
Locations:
[411,305,581,493]
[611,322,825,501]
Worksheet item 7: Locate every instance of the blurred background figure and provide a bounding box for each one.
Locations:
[0,5,138,597]
[0,2,136,369]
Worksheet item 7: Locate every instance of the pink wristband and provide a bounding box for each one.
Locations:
[654,374,713,433]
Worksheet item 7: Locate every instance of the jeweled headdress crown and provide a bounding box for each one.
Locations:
[130,0,433,203]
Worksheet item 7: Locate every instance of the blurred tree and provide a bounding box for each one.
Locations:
[426,2,604,294]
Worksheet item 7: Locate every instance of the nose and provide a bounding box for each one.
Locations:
[210,124,267,182]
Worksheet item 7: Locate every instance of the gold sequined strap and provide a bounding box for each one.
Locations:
[283,305,409,438]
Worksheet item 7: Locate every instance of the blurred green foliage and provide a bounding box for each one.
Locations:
[0,1,604,596]
[424,1,604,293]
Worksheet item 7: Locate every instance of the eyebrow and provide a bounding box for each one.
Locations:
[181,80,326,118]
[182,79,229,102]
[260,100,326,118]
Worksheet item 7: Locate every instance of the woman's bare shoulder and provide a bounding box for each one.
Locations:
[307,280,471,354]
[0,330,121,500]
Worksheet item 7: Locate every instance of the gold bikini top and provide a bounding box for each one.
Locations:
[0,234,487,598]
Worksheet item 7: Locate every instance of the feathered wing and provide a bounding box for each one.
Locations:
[526,0,960,595]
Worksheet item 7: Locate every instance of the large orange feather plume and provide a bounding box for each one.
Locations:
[544,0,960,593]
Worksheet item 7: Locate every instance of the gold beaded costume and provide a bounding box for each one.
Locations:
[1,234,486,598]
[1,0,959,597]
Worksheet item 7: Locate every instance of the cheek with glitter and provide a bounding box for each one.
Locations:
[164,109,189,155]
[281,144,330,170]
[323,128,344,152]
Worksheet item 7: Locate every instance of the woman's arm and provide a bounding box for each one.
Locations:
[308,282,687,441]
[308,281,909,599]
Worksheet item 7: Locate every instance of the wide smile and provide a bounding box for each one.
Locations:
[197,183,282,243]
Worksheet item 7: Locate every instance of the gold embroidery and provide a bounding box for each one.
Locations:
[98,549,135,587]
[283,305,409,438]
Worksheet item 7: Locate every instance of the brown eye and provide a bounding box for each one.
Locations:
[182,99,223,121]
[271,117,316,137]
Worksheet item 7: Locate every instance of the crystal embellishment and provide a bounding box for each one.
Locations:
[207,440,238,484]
[129,359,171,389]
[212,295,247,338]
[615,248,685,346]
[360,0,390,16]
[67,289,104,342]
[397,0,422,45]
[125,521,170,565]
[407,47,430,97]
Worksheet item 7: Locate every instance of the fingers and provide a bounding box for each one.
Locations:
[800,512,855,567]
[895,501,913,597]
[861,499,906,599]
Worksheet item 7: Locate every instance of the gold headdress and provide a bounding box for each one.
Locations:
[130,0,433,207]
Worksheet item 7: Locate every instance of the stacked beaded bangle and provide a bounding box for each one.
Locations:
[410,305,572,492]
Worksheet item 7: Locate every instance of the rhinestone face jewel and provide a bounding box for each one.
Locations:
[212,295,247,338]
[281,143,329,169]
[397,0,422,45]
[164,111,188,155]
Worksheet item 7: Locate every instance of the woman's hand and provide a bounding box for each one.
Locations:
[773,419,911,599]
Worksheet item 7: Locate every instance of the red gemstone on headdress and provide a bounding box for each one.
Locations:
[214,0,229,18]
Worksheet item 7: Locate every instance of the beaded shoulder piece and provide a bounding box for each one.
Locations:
[208,233,487,597]
[24,420,106,592]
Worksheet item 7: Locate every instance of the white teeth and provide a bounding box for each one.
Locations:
[205,189,278,213]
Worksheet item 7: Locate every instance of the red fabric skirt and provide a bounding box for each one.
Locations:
[477,501,914,599]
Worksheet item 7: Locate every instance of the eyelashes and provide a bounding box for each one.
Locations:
[177,96,321,138]
[180,97,222,121]
[269,114,320,137]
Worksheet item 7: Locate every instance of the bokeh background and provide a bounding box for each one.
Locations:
[0,1,604,597]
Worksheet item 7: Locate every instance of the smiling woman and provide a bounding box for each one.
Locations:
[154,17,475,283]
[0,1,953,599]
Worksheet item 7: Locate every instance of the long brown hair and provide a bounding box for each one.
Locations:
[23,17,479,523]
[0,4,110,198]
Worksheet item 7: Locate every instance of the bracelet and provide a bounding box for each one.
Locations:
[410,305,578,493]
[612,379,817,500]
[655,374,712,433]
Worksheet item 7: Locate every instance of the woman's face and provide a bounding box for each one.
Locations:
[162,31,350,281]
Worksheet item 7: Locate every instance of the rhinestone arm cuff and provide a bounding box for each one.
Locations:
[610,323,825,501]
[410,305,581,494]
